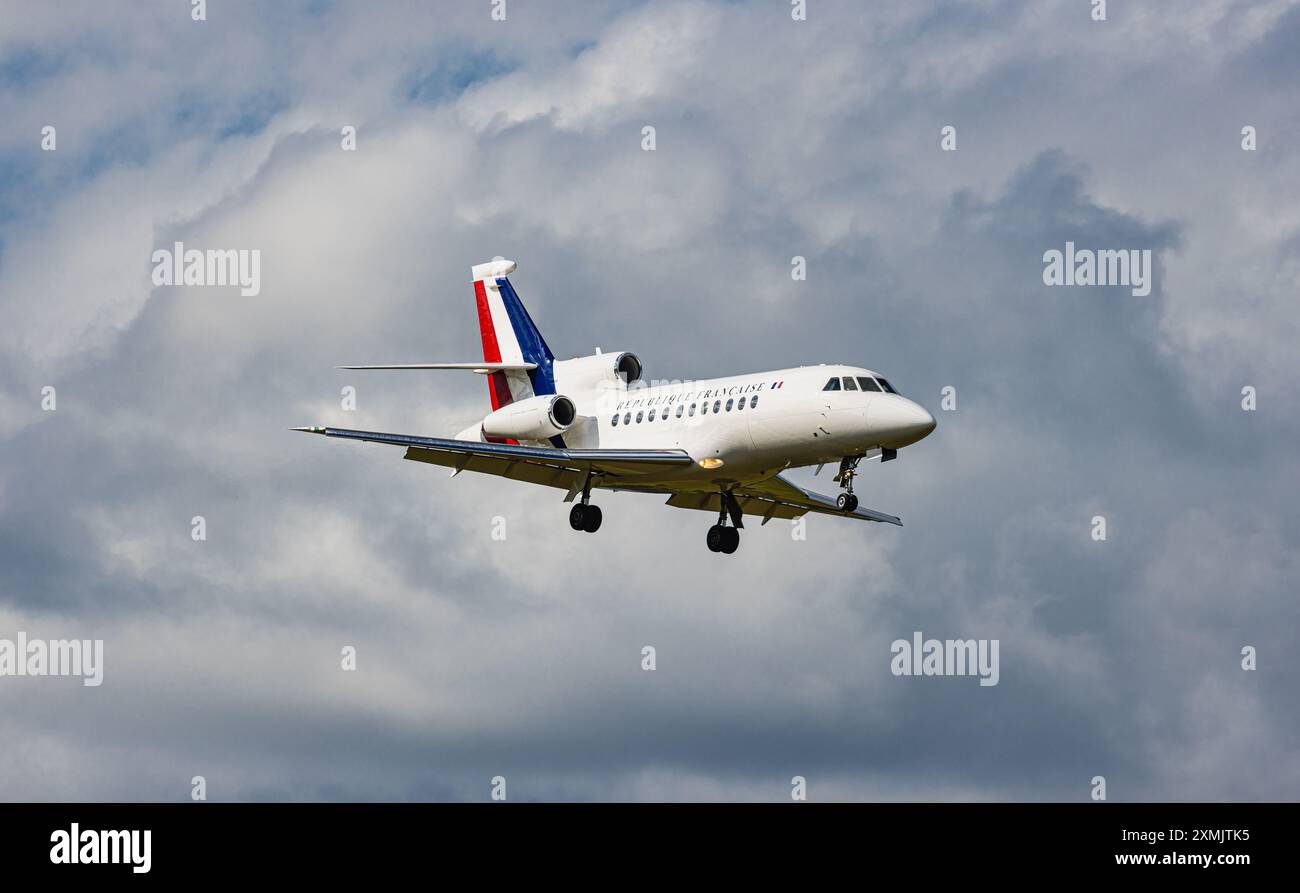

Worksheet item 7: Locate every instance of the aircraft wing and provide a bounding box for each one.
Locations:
[336,363,536,373]
[663,472,902,526]
[292,426,694,492]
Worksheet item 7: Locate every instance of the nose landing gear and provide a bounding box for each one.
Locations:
[834,456,861,513]
[706,490,743,554]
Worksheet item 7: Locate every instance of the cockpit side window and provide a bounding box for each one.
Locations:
[857,377,881,392]
[823,377,841,391]
[842,376,858,390]
[876,377,898,394]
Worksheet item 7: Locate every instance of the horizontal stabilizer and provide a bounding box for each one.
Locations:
[336,362,537,373]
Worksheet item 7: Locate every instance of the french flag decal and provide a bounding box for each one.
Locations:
[771,380,784,389]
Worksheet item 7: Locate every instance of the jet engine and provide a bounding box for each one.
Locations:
[553,351,642,393]
[481,394,577,441]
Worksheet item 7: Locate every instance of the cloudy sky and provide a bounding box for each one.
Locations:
[1,0,1297,802]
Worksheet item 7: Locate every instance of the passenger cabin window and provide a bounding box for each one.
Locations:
[676,405,684,418]
[636,411,643,423]
[857,377,881,392]
[689,403,696,416]
[623,413,631,425]
[750,395,758,409]
[712,400,721,413]
[701,402,708,414]
[725,398,734,411]
[823,377,841,391]
[648,408,656,421]
[611,414,619,426]
[842,377,858,390]
[736,397,745,411]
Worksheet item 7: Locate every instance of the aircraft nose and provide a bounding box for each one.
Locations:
[872,396,936,448]
[913,402,937,438]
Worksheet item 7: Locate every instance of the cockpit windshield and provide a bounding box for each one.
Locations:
[825,374,900,394]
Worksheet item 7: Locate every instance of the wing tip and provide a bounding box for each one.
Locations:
[291,426,327,434]
[864,511,903,526]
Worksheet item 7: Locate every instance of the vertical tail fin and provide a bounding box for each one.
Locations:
[471,259,556,412]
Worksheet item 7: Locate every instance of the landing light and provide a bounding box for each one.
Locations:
[698,458,725,469]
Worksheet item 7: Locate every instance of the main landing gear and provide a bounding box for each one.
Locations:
[706,491,743,554]
[835,456,861,513]
[569,503,602,533]
[568,474,602,533]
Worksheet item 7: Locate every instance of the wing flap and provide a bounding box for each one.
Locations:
[733,472,902,525]
[663,473,903,525]
[664,492,805,521]
[295,426,693,483]
[404,447,583,490]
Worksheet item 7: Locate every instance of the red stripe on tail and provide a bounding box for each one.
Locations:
[475,280,517,443]
[474,280,512,411]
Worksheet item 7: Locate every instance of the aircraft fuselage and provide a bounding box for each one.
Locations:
[551,363,936,491]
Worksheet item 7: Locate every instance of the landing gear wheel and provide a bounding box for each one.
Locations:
[720,526,740,554]
[582,504,603,533]
[569,504,587,531]
[706,525,725,552]
[836,457,862,513]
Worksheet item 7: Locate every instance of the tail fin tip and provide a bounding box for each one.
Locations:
[471,258,517,282]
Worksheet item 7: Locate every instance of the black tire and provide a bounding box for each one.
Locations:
[582,504,603,533]
[706,525,724,552]
[845,494,859,512]
[836,493,850,511]
[569,504,587,531]
[720,526,740,554]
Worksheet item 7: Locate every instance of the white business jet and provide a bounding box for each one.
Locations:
[296,259,935,553]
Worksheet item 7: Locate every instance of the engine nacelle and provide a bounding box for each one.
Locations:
[553,351,642,393]
[481,394,577,441]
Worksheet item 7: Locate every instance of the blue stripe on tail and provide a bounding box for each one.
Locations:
[496,278,556,395]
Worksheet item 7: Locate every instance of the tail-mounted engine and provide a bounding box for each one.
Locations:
[481,394,577,441]
[553,351,642,393]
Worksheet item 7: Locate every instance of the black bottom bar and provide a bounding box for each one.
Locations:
[0,802,1285,879]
